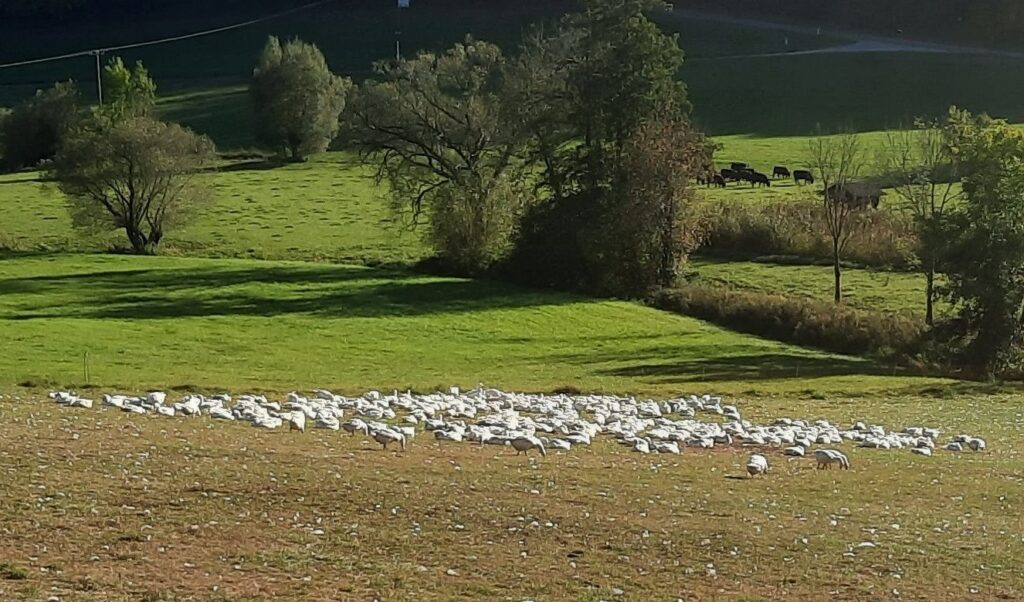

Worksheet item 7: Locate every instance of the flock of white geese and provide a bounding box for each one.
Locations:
[48,387,987,474]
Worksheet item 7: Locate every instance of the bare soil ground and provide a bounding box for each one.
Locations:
[1,392,1020,601]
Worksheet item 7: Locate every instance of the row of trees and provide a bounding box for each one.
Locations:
[807,111,1024,376]
[347,0,709,295]
[3,0,704,295]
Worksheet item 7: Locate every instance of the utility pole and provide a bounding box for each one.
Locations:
[395,3,402,61]
[396,0,409,61]
[91,50,104,105]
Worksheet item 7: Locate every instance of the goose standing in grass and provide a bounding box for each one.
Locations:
[286,411,306,432]
[342,418,370,436]
[746,453,769,477]
[784,445,805,457]
[510,436,547,457]
[814,449,850,470]
[372,428,407,450]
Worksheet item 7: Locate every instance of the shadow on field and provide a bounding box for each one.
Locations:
[0,264,575,320]
[598,352,875,382]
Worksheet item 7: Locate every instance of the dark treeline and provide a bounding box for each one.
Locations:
[688,0,1024,48]
[0,0,571,21]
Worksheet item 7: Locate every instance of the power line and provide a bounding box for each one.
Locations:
[0,0,337,70]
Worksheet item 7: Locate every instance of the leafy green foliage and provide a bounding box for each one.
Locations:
[506,0,702,296]
[584,115,707,295]
[51,117,217,253]
[0,81,80,170]
[99,56,157,121]
[938,109,1024,376]
[250,37,351,161]
[347,38,530,273]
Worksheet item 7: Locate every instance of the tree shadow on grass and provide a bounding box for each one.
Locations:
[0,263,580,320]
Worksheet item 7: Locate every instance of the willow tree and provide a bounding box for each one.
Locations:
[347,39,529,272]
[51,117,216,254]
[251,37,352,161]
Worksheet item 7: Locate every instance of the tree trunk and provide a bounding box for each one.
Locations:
[126,225,148,254]
[833,240,842,303]
[925,265,935,327]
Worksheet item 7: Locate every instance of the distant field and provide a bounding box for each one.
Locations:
[5,4,1024,144]
[0,154,427,264]
[690,258,946,317]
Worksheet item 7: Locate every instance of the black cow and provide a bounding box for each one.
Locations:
[772,166,791,179]
[721,168,739,182]
[751,172,771,187]
[730,162,747,171]
[793,169,815,185]
[711,174,727,188]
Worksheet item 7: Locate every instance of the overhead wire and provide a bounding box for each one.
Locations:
[0,0,337,70]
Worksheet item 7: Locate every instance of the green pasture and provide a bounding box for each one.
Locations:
[690,257,945,317]
[0,253,951,395]
[0,154,427,263]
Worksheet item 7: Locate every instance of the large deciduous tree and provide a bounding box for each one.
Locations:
[347,38,529,272]
[937,109,1024,378]
[250,36,352,161]
[588,114,708,294]
[505,0,703,296]
[51,117,216,254]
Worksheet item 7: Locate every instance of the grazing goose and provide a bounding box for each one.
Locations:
[510,436,547,457]
[746,454,769,477]
[814,449,849,470]
[342,418,370,436]
[372,429,407,450]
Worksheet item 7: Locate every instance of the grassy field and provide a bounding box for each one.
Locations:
[0,253,936,396]
[0,154,426,264]
[689,258,946,318]
[0,385,1020,601]
[1,6,1022,602]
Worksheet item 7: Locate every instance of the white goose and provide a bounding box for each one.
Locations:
[814,449,850,470]
[372,429,407,450]
[746,453,769,477]
[342,418,370,436]
[510,436,547,457]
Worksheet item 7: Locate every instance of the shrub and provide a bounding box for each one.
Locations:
[250,36,352,161]
[0,81,80,171]
[650,284,925,357]
[700,200,917,269]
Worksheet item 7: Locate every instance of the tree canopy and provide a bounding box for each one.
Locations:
[0,81,80,171]
[100,57,157,122]
[250,36,352,161]
[347,38,529,271]
[937,109,1024,376]
[51,117,217,253]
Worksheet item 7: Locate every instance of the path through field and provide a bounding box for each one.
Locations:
[670,8,1024,60]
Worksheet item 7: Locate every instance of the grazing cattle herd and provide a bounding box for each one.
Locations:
[698,160,886,208]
